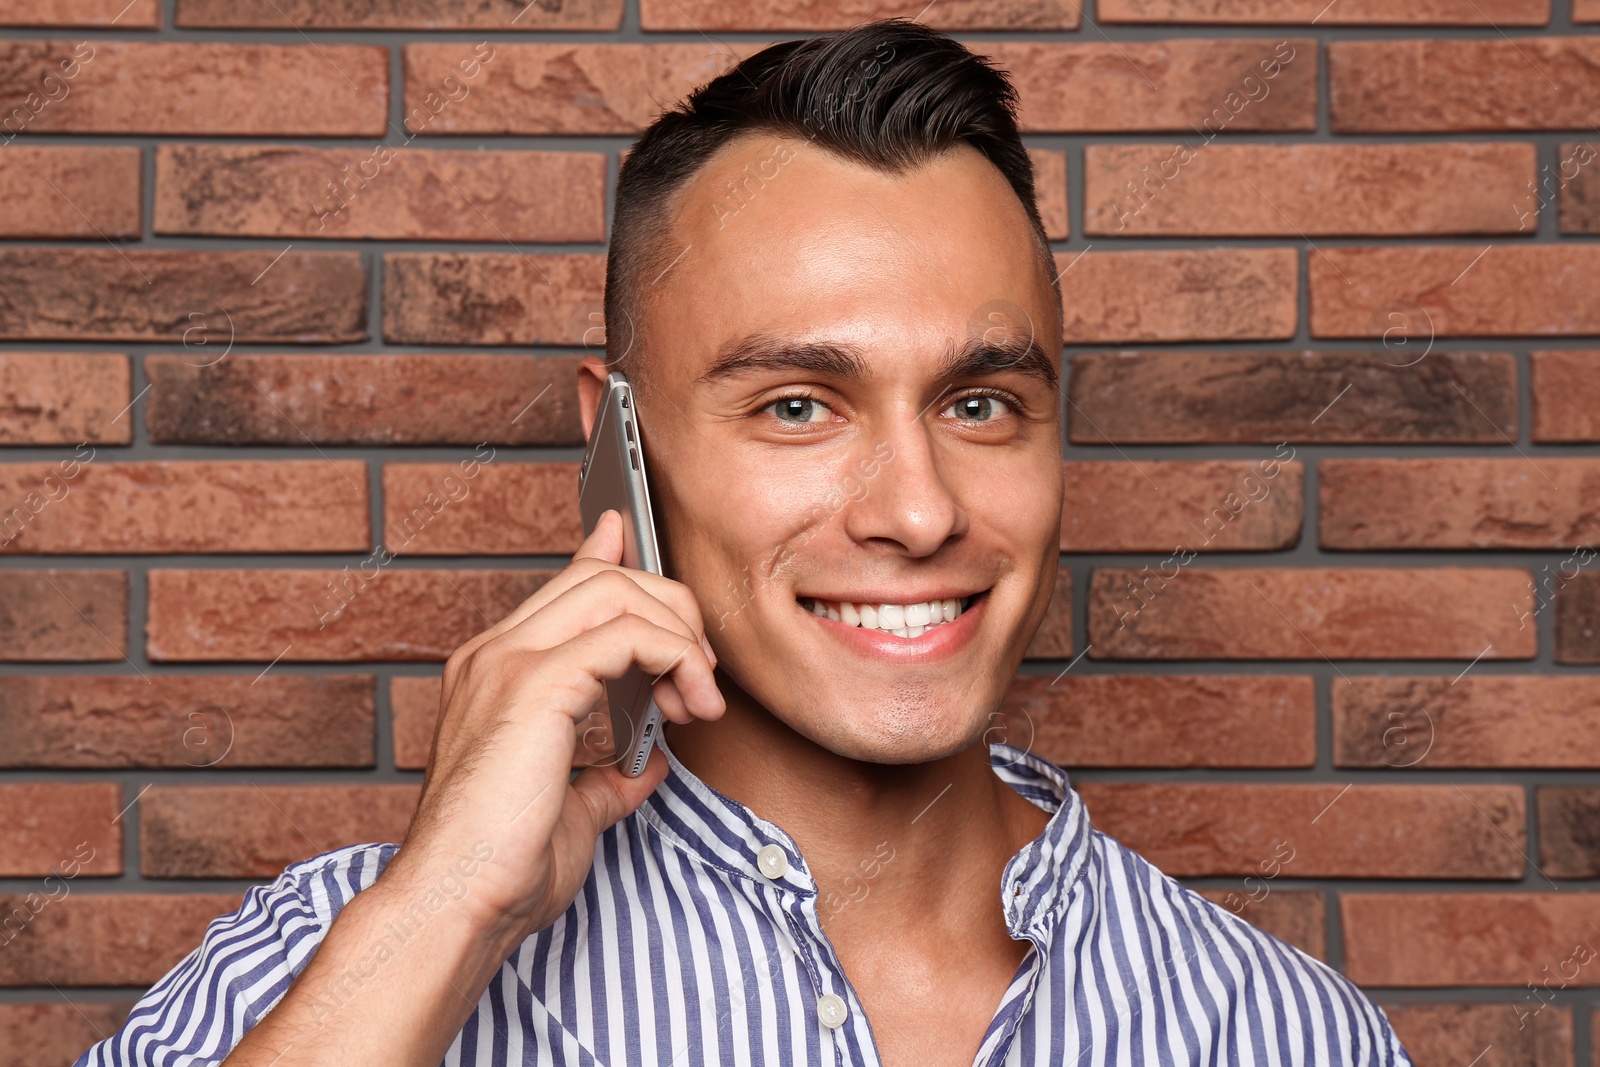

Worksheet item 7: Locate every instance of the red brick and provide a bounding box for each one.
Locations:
[0,461,369,554]
[1536,788,1600,878]
[0,675,375,769]
[0,41,385,136]
[155,145,606,242]
[1027,148,1068,239]
[1309,246,1600,338]
[402,42,765,134]
[1335,677,1600,769]
[0,1003,136,1067]
[0,893,239,986]
[176,0,622,29]
[1330,37,1600,132]
[1067,350,1516,444]
[0,248,365,343]
[642,0,1078,29]
[1099,0,1547,21]
[1321,458,1600,549]
[977,39,1315,132]
[147,354,583,447]
[0,146,140,238]
[1556,141,1600,233]
[1192,889,1325,961]
[1557,573,1600,664]
[141,785,419,879]
[1059,249,1297,343]
[1061,459,1302,553]
[998,674,1315,768]
[0,0,157,25]
[1581,0,1600,19]
[0,354,131,445]
[0,784,120,877]
[1021,567,1073,660]
[1089,566,1535,660]
[1342,893,1600,986]
[384,462,580,555]
[1079,783,1524,878]
[1378,1003,1572,1067]
[1085,143,1533,236]
[146,569,554,661]
[383,253,602,346]
[391,676,441,770]
[0,570,126,662]
[1532,350,1600,442]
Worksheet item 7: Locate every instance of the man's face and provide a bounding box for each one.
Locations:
[598,132,1063,765]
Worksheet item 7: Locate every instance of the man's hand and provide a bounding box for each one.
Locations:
[222,508,723,1065]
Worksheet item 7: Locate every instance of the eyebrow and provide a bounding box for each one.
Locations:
[694,331,1060,391]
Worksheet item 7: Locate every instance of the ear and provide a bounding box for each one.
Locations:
[576,355,610,442]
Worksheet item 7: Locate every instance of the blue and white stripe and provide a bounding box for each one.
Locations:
[78,736,1416,1065]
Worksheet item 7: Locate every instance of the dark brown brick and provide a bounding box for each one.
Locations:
[1537,788,1600,878]
[1100,0,1546,20]
[1379,1003,1572,1067]
[1021,567,1073,660]
[1061,459,1302,553]
[1308,246,1600,338]
[0,893,239,986]
[1335,677,1600,769]
[1556,573,1600,664]
[391,675,440,770]
[146,569,554,661]
[0,0,157,25]
[1085,143,1533,236]
[0,248,365,343]
[0,675,375,769]
[0,461,370,554]
[1330,37,1600,132]
[1555,142,1600,234]
[1079,783,1524,878]
[1089,566,1535,660]
[1531,350,1600,442]
[1067,350,1517,444]
[0,784,120,877]
[0,354,132,445]
[0,570,126,662]
[641,0,1079,29]
[978,39,1315,132]
[0,1003,137,1067]
[176,0,622,29]
[1342,893,1600,987]
[998,674,1315,768]
[147,354,583,447]
[141,785,419,878]
[382,253,603,346]
[155,145,606,242]
[384,462,580,555]
[1192,889,1325,962]
[1320,458,1600,549]
[1059,249,1297,343]
[0,41,386,136]
[0,146,140,238]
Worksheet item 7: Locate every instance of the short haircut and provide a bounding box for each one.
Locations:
[604,17,1061,387]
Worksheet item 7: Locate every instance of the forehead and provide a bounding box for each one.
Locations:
[640,133,1054,372]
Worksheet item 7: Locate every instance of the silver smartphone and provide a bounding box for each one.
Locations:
[578,371,666,778]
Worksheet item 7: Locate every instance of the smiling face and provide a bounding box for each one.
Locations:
[588,131,1063,766]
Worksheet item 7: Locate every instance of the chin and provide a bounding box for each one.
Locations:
[789,695,982,765]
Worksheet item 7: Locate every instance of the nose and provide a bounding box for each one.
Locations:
[839,408,967,559]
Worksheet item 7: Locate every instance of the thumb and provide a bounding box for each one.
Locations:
[568,746,669,837]
[575,507,624,566]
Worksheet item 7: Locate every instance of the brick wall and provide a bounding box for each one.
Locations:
[2,1,1599,1064]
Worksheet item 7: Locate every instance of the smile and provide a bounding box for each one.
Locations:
[797,593,982,639]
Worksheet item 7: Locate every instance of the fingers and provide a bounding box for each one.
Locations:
[568,746,670,836]
[543,614,723,721]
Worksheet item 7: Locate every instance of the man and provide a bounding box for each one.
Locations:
[79,19,1415,1067]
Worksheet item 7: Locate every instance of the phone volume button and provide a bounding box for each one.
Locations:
[625,420,635,442]
[628,446,639,471]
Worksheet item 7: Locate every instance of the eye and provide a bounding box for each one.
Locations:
[942,392,1013,422]
[765,394,832,424]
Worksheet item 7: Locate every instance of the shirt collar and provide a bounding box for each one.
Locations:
[635,731,1091,943]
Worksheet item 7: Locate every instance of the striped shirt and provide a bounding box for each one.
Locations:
[79,736,1415,1066]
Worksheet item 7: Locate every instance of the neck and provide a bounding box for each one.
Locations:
[661,674,1053,936]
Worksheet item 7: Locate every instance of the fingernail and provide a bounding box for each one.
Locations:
[700,633,717,668]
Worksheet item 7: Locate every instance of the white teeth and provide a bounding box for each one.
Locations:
[800,594,976,638]
[840,601,860,626]
[860,603,877,628]
[905,602,930,627]
[877,602,905,629]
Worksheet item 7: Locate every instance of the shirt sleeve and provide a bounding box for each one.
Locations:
[73,843,397,1067]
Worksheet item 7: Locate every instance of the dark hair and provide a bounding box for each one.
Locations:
[604,17,1060,385]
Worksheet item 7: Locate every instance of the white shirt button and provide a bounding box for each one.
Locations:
[756,843,789,880]
[816,993,849,1029]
